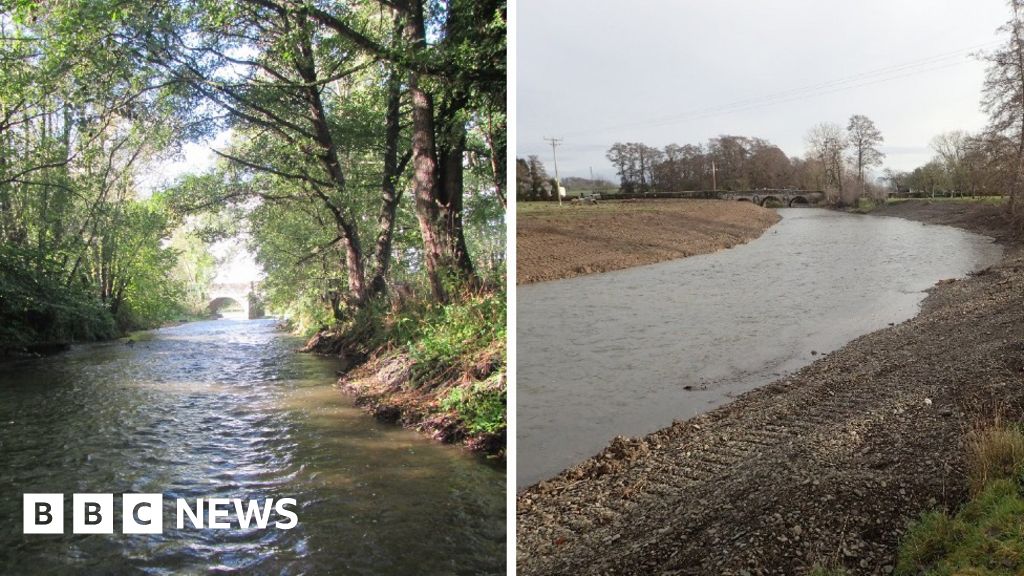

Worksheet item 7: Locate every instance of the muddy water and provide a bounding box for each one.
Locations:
[0,319,504,574]
[518,208,1003,488]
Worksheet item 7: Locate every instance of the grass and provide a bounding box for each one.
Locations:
[966,425,1024,496]
[895,425,1024,576]
[887,196,1008,205]
[441,374,506,435]
[516,198,750,219]
[846,196,1008,214]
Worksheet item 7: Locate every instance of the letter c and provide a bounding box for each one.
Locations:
[133,502,152,525]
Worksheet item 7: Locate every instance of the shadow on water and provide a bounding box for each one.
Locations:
[0,318,504,575]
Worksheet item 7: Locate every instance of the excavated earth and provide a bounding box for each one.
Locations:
[516,199,779,284]
[517,201,1024,575]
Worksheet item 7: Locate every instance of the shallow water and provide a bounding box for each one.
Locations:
[517,208,1003,488]
[0,318,505,574]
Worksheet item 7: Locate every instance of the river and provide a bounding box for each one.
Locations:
[0,318,505,574]
[517,208,1003,488]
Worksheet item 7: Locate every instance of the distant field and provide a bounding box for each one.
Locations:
[517,200,674,217]
[516,199,780,284]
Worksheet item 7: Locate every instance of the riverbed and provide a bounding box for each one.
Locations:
[0,318,505,574]
[517,208,1003,488]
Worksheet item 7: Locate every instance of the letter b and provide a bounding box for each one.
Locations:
[73,494,113,534]
[24,494,63,534]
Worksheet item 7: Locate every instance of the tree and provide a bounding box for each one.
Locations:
[526,156,549,199]
[805,123,847,200]
[846,114,885,185]
[931,131,972,196]
[516,158,531,201]
[907,160,950,197]
[882,168,909,195]
[982,0,1024,220]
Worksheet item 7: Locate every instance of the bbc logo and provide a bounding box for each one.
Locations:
[24,493,163,534]
[24,493,298,534]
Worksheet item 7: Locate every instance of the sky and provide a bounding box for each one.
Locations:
[138,131,261,285]
[517,0,1010,181]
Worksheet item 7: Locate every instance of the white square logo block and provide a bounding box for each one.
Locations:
[122,494,163,534]
[73,493,114,534]
[23,494,63,534]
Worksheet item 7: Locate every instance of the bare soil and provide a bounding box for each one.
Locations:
[516,200,780,284]
[516,200,1024,575]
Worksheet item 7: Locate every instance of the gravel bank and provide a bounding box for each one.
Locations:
[517,201,1024,575]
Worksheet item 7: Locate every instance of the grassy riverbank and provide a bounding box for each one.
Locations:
[894,424,1024,574]
[516,199,779,284]
[517,200,1024,574]
[303,289,507,458]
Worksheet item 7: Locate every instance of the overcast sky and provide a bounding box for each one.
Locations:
[517,0,1010,181]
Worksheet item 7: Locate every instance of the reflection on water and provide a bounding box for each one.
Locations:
[518,208,1003,488]
[0,318,504,575]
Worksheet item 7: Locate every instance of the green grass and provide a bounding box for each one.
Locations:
[847,195,1008,214]
[886,196,1008,205]
[441,374,506,435]
[895,425,1024,576]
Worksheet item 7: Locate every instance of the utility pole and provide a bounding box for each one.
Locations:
[544,137,563,206]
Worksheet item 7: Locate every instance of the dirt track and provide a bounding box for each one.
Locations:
[517,201,1024,575]
[516,200,779,284]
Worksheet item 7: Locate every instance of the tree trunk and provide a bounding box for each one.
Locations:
[369,64,405,297]
[438,121,475,278]
[293,16,368,305]
[402,0,476,302]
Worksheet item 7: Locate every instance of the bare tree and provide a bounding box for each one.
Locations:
[805,123,847,199]
[931,131,970,196]
[846,114,885,185]
[982,0,1024,219]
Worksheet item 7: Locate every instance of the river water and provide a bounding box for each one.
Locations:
[518,208,1003,488]
[0,318,505,574]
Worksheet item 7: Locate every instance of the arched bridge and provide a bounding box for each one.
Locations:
[207,282,263,319]
[721,190,825,207]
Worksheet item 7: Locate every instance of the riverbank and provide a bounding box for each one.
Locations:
[516,199,780,284]
[304,291,507,459]
[517,200,1024,574]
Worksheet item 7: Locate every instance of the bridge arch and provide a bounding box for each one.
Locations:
[736,197,753,203]
[788,195,810,207]
[759,195,781,207]
[207,296,246,317]
[205,282,259,319]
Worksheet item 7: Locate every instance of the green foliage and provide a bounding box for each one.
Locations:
[441,376,506,435]
[896,426,1024,576]
[896,481,1024,575]
[0,244,117,347]
[406,291,506,385]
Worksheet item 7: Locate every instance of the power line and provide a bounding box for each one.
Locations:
[562,40,999,138]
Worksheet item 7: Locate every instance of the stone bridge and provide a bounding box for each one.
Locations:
[720,190,825,207]
[609,190,826,206]
[207,282,263,319]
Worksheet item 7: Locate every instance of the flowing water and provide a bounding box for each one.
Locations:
[0,318,505,574]
[518,208,1003,488]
